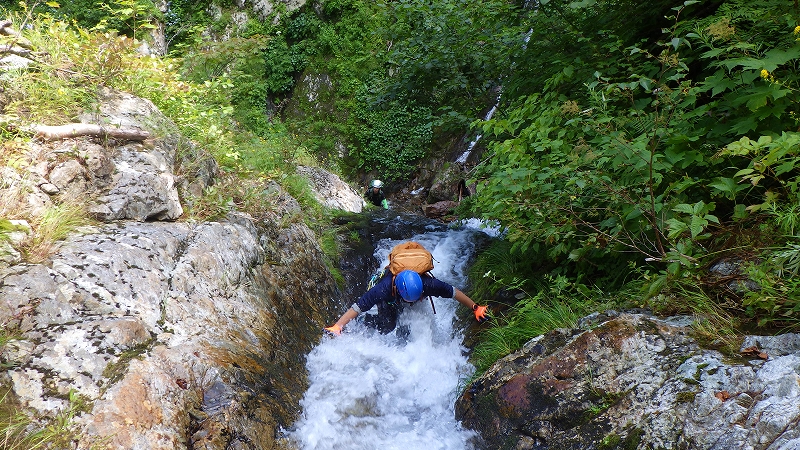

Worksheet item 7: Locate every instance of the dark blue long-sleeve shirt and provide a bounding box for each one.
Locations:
[351,271,456,314]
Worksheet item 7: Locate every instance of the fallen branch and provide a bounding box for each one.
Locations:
[31,123,151,141]
[0,44,32,58]
[0,20,33,50]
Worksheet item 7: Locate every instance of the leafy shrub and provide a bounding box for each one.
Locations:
[351,101,433,180]
[468,0,800,283]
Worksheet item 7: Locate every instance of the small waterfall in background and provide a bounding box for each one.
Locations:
[456,20,533,166]
[287,220,499,450]
[456,101,499,165]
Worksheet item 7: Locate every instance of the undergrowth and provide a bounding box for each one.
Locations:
[466,256,607,379]
[0,389,99,450]
[466,209,792,380]
[0,8,338,264]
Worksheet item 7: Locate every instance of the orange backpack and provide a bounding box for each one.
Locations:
[388,241,434,275]
[386,241,438,313]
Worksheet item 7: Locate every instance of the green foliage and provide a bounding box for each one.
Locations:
[467,238,548,302]
[376,0,515,118]
[23,201,89,263]
[351,101,433,179]
[468,0,800,286]
[173,7,326,137]
[0,389,90,450]
[721,132,800,212]
[742,250,800,331]
[282,0,517,178]
[452,0,800,372]
[504,0,683,99]
[319,227,345,288]
[163,0,215,54]
[177,34,293,136]
[469,275,598,376]
[96,0,160,41]
[666,283,740,350]
[29,0,162,41]
[2,10,338,262]
[0,323,21,370]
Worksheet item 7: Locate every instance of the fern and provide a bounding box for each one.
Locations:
[619,113,658,138]
[772,242,800,277]
[769,203,800,236]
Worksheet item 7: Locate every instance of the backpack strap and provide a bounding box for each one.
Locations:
[423,272,436,314]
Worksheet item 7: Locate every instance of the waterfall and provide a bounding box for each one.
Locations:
[286,224,495,450]
[456,21,533,166]
[456,100,499,165]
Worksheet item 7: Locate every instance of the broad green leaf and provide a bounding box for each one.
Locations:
[669,177,697,194]
[700,70,736,97]
[625,209,642,221]
[729,116,759,134]
[733,204,749,220]
[599,217,618,229]
[757,48,800,72]
[731,88,771,112]
[709,177,746,198]
[568,0,596,8]
[701,48,726,59]
[775,160,796,176]
[689,215,707,238]
[672,203,696,215]
[666,218,688,239]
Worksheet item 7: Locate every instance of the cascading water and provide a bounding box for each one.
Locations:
[287,220,498,450]
[455,101,498,165]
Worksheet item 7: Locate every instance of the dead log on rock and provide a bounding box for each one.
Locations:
[1,44,32,58]
[0,20,33,50]
[32,123,151,141]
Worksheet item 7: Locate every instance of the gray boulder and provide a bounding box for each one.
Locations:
[456,313,800,450]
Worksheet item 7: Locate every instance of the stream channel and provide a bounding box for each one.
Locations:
[285,211,499,450]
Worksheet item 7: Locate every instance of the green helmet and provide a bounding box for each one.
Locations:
[370,179,384,189]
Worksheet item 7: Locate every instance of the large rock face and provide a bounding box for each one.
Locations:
[77,87,186,221]
[455,312,800,450]
[0,88,352,449]
[2,211,340,449]
[297,165,365,213]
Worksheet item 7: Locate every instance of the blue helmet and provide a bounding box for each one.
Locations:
[395,270,423,302]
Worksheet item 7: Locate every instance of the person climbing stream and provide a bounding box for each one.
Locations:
[287,223,499,450]
[324,241,488,337]
[364,179,390,209]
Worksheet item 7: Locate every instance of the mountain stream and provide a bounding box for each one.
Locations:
[286,216,498,450]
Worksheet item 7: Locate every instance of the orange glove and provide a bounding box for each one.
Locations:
[324,324,342,336]
[473,305,489,323]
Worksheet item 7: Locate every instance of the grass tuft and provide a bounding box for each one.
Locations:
[22,200,90,264]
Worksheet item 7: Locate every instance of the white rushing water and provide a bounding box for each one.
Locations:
[288,227,490,450]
